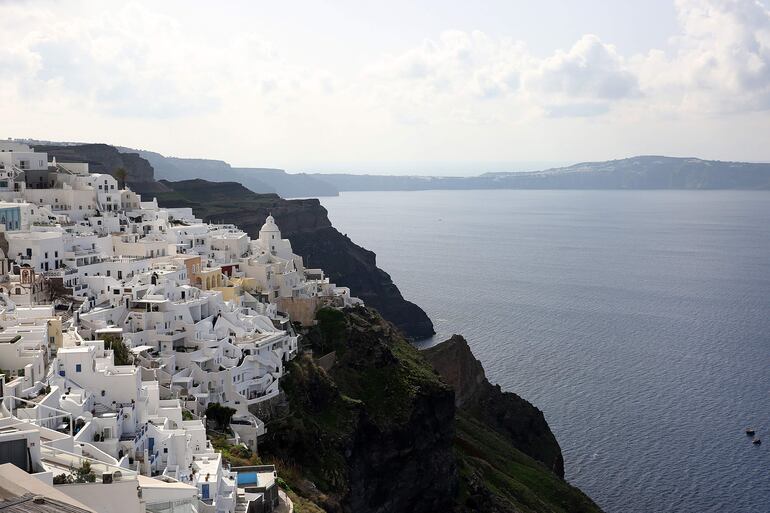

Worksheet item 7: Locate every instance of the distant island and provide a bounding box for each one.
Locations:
[311,156,770,193]
[128,150,770,197]
[19,140,770,198]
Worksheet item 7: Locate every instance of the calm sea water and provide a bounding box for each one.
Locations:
[320,190,770,513]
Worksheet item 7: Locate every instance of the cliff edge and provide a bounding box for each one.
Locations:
[423,335,564,477]
[258,307,601,513]
[154,178,435,340]
[260,306,457,513]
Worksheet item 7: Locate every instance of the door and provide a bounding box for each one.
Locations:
[0,439,29,472]
[201,483,210,500]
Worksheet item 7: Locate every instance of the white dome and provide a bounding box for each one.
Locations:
[260,214,279,232]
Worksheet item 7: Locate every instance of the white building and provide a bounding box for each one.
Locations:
[0,142,356,513]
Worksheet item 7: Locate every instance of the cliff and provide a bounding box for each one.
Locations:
[32,143,169,194]
[260,307,457,513]
[154,179,435,340]
[120,146,339,197]
[423,335,564,477]
[260,308,601,513]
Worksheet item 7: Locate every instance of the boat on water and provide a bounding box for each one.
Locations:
[745,428,756,436]
[752,438,761,445]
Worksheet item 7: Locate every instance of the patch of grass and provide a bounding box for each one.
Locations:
[287,489,328,513]
[455,414,602,513]
[210,434,261,467]
[261,355,358,494]
[328,315,446,428]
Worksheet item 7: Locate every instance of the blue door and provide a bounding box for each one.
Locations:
[201,484,210,500]
[148,437,154,452]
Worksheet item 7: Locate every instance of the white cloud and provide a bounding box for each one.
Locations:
[523,35,639,117]
[364,32,641,121]
[361,31,530,124]
[0,1,338,120]
[637,0,770,114]
[2,0,770,168]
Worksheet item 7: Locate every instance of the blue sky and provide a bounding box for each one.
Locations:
[2,0,770,175]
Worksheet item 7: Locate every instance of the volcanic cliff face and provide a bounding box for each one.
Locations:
[261,308,601,513]
[423,335,564,477]
[154,179,435,340]
[260,307,457,513]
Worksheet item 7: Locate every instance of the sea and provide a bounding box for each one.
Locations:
[319,189,770,513]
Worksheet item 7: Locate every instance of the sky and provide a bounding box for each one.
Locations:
[2,0,770,175]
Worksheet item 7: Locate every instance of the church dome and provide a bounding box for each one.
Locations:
[260,215,279,232]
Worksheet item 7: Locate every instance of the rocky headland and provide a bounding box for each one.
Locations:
[259,307,602,513]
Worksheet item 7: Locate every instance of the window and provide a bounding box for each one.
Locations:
[75,364,82,372]
[163,448,168,453]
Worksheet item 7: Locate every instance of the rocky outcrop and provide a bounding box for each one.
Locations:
[423,335,564,477]
[33,144,168,193]
[260,307,457,513]
[262,308,601,513]
[154,179,435,340]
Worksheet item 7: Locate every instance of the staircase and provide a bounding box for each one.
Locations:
[234,495,249,513]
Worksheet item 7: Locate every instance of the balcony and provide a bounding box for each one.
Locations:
[43,267,78,278]
[40,445,138,484]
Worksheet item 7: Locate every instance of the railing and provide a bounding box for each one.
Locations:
[42,267,78,278]
[145,497,201,513]
[40,445,138,482]
[2,395,73,436]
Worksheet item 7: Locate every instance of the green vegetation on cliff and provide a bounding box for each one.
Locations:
[455,414,601,513]
[261,306,456,513]
[260,307,601,513]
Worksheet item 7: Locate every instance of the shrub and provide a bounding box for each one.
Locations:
[53,473,73,485]
[104,334,132,366]
[74,461,96,483]
[205,403,236,430]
